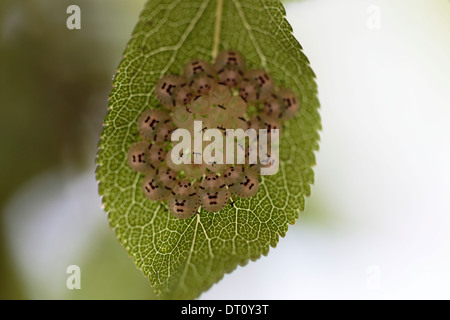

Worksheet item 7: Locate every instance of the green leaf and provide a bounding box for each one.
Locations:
[96,0,320,299]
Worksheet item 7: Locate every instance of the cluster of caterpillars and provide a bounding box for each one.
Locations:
[127,50,299,219]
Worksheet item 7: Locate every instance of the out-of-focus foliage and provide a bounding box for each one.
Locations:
[65,230,156,300]
[0,0,145,299]
[97,0,320,299]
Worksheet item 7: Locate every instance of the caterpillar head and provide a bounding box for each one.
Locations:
[173,179,197,197]
[199,173,226,190]
[278,88,300,119]
[229,168,260,198]
[190,74,215,95]
[142,175,170,201]
[127,141,152,173]
[168,179,199,219]
[137,109,170,140]
[155,75,185,107]
[222,165,245,187]
[168,194,199,220]
[154,121,175,143]
[217,66,243,88]
[157,167,178,189]
[245,69,274,100]
[260,114,282,136]
[198,188,230,213]
[172,84,193,107]
[183,60,214,80]
[146,143,166,169]
[262,95,283,119]
[239,79,259,102]
[214,50,246,72]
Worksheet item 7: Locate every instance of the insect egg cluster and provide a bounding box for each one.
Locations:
[127,50,300,219]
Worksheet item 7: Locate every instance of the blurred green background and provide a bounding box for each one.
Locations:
[0,0,156,299]
[1,0,449,300]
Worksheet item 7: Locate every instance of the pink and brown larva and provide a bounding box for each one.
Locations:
[222,165,246,187]
[214,50,246,89]
[172,83,193,107]
[146,143,166,169]
[137,109,170,140]
[127,141,153,173]
[153,121,175,143]
[239,79,259,102]
[217,66,243,88]
[183,60,214,80]
[190,74,215,95]
[277,88,300,119]
[245,69,274,100]
[154,75,185,107]
[262,95,284,119]
[157,167,178,190]
[229,168,259,198]
[214,50,246,71]
[127,49,300,219]
[168,180,199,219]
[260,114,282,135]
[142,175,170,201]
